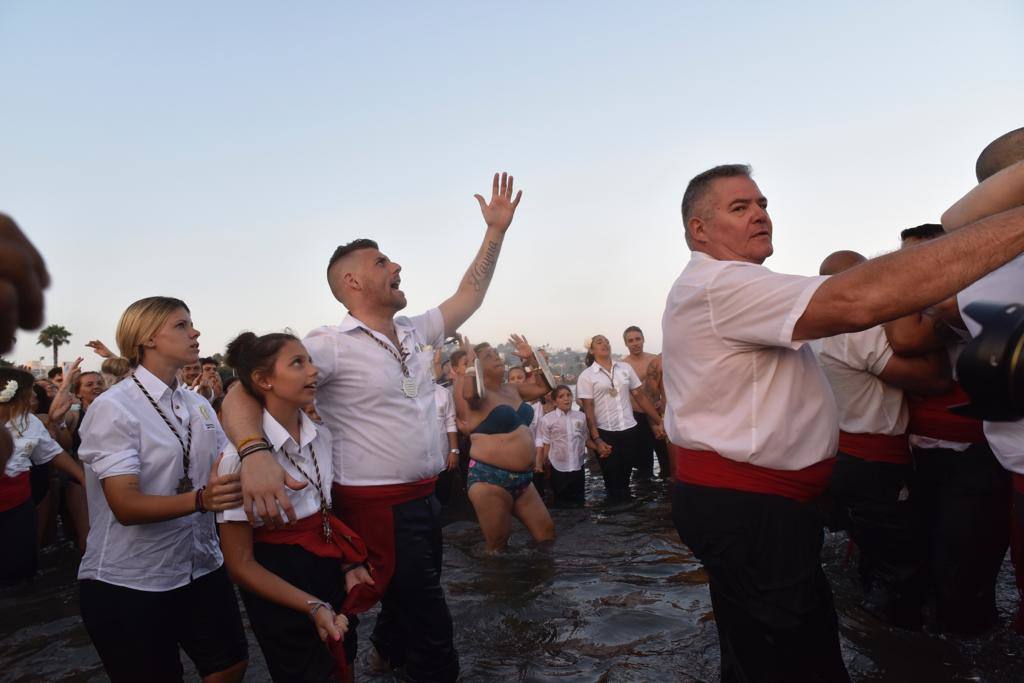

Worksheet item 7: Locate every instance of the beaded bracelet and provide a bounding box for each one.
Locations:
[238,441,271,461]
[194,486,207,513]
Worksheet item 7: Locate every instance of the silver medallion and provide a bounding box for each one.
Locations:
[608,387,619,397]
[402,376,418,398]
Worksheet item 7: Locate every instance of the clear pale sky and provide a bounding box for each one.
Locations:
[2,1,1022,369]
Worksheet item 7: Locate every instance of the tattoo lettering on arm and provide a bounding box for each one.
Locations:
[469,240,500,292]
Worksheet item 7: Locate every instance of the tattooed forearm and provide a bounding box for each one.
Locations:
[468,240,501,292]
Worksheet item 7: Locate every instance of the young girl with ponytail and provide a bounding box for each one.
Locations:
[218,331,373,682]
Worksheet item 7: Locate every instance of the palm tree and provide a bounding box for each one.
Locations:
[38,325,72,369]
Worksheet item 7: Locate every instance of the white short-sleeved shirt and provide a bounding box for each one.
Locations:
[433,383,456,468]
[539,408,587,472]
[661,251,838,470]
[818,325,908,436]
[78,365,227,591]
[959,255,1024,473]
[528,399,544,447]
[304,308,445,486]
[4,414,63,477]
[218,410,332,525]
[575,362,642,432]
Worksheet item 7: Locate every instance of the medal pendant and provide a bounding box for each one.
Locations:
[176,475,194,493]
[609,387,618,397]
[402,376,418,398]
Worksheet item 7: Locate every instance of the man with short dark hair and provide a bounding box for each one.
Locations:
[620,326,668,479]
[224,172,522,682]
[47,366,62,383]
[663,162,1024,681]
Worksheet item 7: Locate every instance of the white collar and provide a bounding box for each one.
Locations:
[261,409,318,452]
[134,364,178,401]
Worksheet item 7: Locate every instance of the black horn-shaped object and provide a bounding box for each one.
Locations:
[954,301,1024,421]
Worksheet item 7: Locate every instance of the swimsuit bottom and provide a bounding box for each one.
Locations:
[467,459,533,500]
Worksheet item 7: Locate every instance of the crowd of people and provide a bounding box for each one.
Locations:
[0,145,1023,683]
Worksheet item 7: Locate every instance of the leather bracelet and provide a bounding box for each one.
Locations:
[238,443,271,461]
[341,562,368,575]
[236,435,265,451]
[195,486,207,513]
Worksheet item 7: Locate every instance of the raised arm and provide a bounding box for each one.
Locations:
[794,204,1024,341]
[942,159,1024,231]
[439,172,522,337]
[508,334,552,402]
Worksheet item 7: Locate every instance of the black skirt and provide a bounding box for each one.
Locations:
[241,541,357,682]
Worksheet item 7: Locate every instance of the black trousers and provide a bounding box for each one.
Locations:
[550,467,585,507]
[241,542,357,682]
[632,412,670,478]
[914,443,1010,633]
[371,494,459,682]
[673,482,849,683]
[0,498,36,585]
[597,425,642,501]
[80,566,247,682]
[826,451,924,627]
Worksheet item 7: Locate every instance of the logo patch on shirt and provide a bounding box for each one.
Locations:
[199,405,210,420]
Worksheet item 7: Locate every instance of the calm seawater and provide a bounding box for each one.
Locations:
[2,465,1023,682]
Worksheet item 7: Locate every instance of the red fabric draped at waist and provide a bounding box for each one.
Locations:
[672,444,834,503]
[252,513,367,564]
[907,384,985,445]
[0,472,31,513]
[1013,473,1024,496]
[837,431,910,464]
[331,477,437,615]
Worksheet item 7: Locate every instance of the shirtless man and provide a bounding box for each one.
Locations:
[621,326,669,478]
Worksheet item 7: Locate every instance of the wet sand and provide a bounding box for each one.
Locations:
[2,471,1023,682]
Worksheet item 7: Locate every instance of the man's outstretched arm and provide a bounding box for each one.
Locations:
[439,172,522,337]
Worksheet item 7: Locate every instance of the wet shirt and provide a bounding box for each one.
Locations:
[539,408,587,472]
[818,325,908,436]
[304,308,445,486]
[576,362,642,432]
[4,414,63,477]
[218,410,332,525]
[78,364,226,591]
[661,251,838,470]
[958,254,1024,473]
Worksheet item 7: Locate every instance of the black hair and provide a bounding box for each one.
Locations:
[224,332,299,402]
[327,238,379,274]
[900,223,944,243]
[47,367,63,379]
[623,325,643,339]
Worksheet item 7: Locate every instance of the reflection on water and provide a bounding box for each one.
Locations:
[2,468,1023,682]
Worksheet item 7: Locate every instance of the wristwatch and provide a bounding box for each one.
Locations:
[449,448,461,455]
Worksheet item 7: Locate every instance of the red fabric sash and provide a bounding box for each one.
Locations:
[0,471,31,513]
[331,477,437,614]
[253,512,369,680]
[672,444,834,503]
[907,384,985,445]
[1013,473,1024,496]
[837,431,910,464]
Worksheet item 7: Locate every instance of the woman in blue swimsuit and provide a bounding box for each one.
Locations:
[453,334,555,553]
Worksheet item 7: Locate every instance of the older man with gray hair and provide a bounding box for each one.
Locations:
[662,162,1024,682]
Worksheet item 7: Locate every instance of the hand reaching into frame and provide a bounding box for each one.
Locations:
[0,213,50,354]
[85,340,115,359]
[474,172,522,234]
